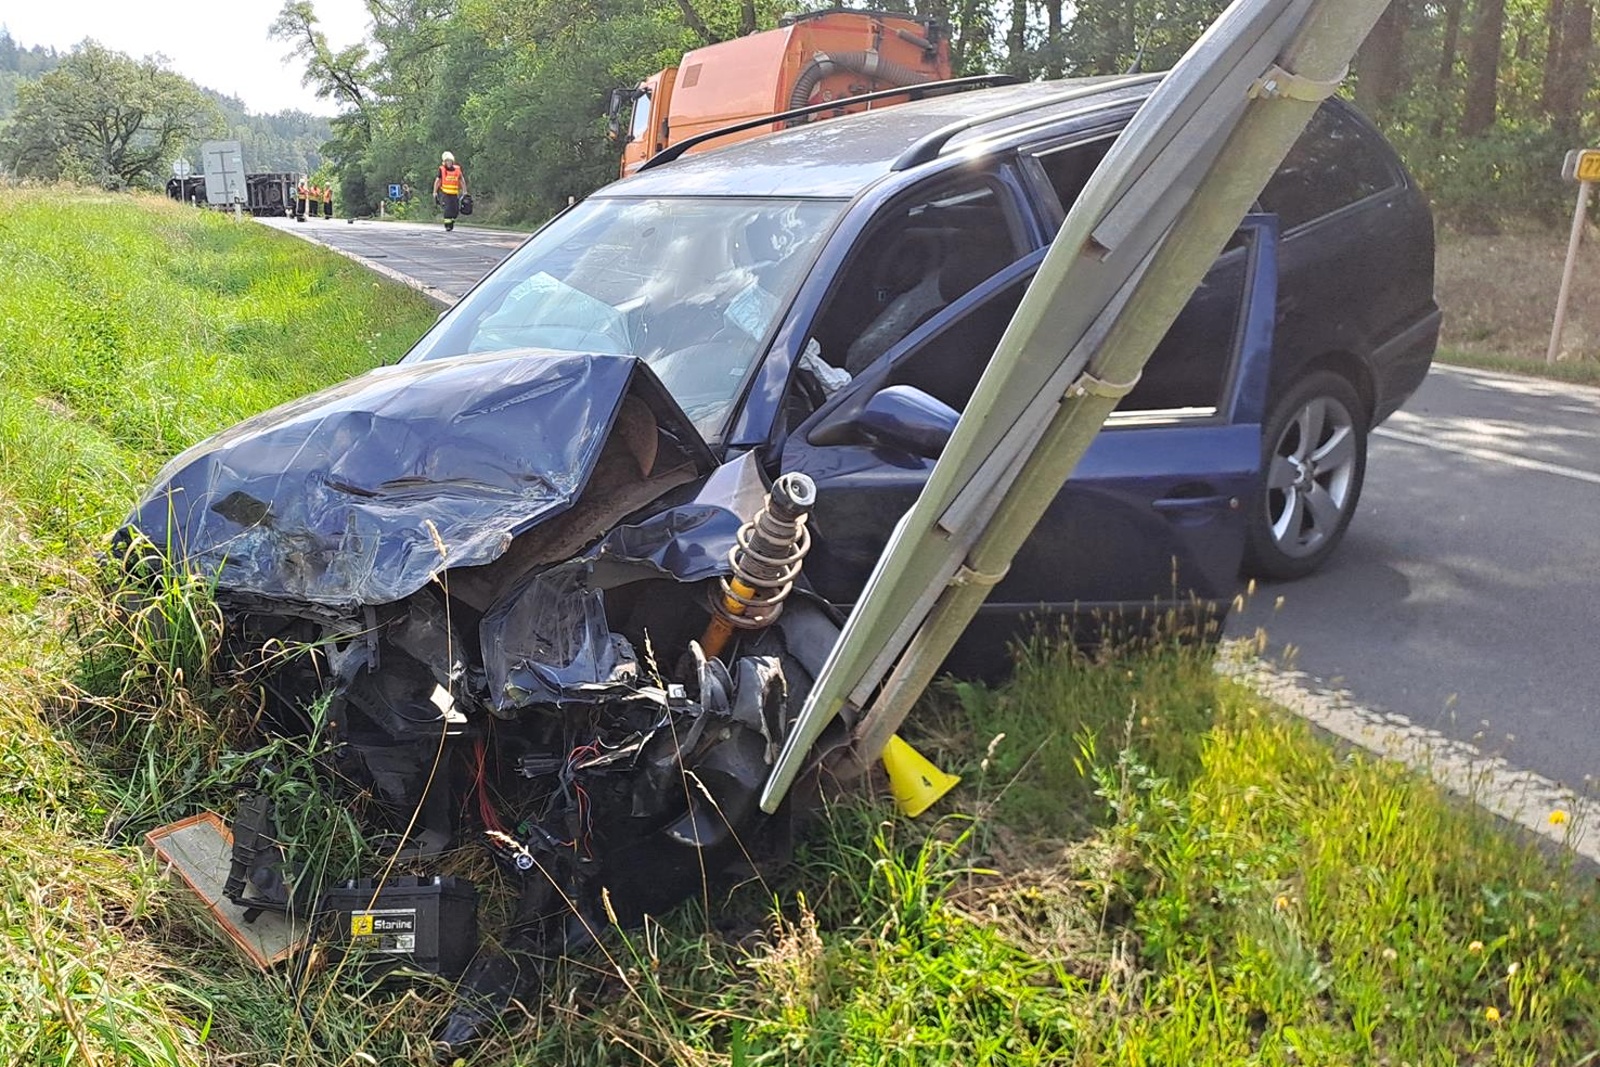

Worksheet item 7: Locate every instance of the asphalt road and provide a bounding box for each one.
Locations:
[263,216,1600,796]
[1230,365,1600,794]
[256,215,525,304]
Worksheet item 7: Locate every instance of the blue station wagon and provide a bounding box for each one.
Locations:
[410,77,1440,625]
[123,76,1439,1049]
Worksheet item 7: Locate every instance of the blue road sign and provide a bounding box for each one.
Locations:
[388,183,402,200]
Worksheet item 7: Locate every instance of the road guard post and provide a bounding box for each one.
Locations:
[1549,149,1600,363]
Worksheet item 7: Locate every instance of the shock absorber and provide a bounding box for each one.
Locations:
[700,472,816,660]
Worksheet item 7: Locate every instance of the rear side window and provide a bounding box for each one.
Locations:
[1259,103,1398,230]
[1035,136,1115,214]
[1028,135,1252,414]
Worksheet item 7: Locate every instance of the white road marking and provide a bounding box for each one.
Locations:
[255,218,458,307]
[1373,426,1600,487]
[1219,644,1599,865]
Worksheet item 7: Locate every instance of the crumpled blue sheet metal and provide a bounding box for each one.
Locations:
[480,561,640,711]
[588,451,768,586]
[480,452,771,710]
[125,351,666,610]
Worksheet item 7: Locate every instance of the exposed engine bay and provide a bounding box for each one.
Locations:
[120,351,849,1051]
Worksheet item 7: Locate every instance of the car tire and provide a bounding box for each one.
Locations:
[1243,370,1367,581]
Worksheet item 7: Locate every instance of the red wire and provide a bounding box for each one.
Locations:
[474,736,509,836]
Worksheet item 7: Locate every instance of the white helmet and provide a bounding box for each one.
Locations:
[441,151,456,163]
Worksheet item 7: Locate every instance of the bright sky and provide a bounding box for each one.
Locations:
[2,0,372,115]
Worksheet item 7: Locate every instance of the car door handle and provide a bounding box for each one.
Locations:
[1152,494,1237,513]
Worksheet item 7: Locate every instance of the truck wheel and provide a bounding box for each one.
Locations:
[1243,371,1367,581]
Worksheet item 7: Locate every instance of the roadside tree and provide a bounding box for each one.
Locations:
[3,42,222,188]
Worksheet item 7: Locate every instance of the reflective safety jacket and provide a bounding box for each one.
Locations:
[438,164,463,195]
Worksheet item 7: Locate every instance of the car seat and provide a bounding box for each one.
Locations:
[842,227,1013,375]
[843,230,947,374]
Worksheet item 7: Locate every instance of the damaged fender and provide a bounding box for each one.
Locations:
[126,350,714,611]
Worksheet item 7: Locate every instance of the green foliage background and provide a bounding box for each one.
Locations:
[4,0,1594,227]
[260,0,1598,229]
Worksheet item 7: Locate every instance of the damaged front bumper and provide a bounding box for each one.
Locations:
[122,349,848,1051]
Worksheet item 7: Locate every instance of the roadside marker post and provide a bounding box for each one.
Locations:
[1548,149,1600,363]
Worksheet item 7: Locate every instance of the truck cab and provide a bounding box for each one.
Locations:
[615,69,678,176]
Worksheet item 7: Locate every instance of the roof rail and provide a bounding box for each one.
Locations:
[890,72,1165,171]
[636,74,1023,173]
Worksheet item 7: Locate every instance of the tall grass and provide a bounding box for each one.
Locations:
[0,186,438,1065]
[0,188,429,546]
[1,187,1595,1066]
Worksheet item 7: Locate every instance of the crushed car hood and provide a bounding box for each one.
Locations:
[125,350,715,610]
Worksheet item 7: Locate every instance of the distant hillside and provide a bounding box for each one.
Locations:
[199,87,333,175]
[0,29,61,120]
[0,29,330,177]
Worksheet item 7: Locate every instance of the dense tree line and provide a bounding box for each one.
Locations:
[203,90,334,175]
[280,0,1597,230]
[2,0,1591,226]
[1,43,222,187]
[1356,0,1596,225]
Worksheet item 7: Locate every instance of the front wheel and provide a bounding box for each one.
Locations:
[1242,371,1367,581]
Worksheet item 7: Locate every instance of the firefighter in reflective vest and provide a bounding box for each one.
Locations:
[322,182,333,219]
[295,178,309,221]
[433,151,466,232]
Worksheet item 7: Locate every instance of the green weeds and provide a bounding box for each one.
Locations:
[0,188,1596,1066]
[498,643,1598,1067]
[1438,345,1600,386]
[0,186,437,1066]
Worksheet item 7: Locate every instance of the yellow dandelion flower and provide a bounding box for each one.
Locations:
[1274,894,1291,911]
[1549,809,1570,826]
[1484,1006,1501,1023]
[1381,947,1398,962]
[1468,940,1484,954]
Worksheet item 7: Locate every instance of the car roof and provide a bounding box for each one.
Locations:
[599,76,1156,200]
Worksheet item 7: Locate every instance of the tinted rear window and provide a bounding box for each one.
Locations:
[1259,103,1398,230]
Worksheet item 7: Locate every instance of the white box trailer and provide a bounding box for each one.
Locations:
[200,140,247,207]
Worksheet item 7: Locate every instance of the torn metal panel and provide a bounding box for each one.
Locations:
[588,449,770,586]
[480,561,641,711]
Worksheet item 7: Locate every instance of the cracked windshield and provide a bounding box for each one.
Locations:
[405,196,843,439]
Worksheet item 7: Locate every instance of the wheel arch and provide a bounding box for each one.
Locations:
[1281,351,1375,427]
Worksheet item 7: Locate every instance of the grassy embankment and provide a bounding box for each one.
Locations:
[0,187,1596,1065]
[1435,223,1600,383]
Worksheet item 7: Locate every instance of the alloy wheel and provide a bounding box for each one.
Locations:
[1264,393,1359,560]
